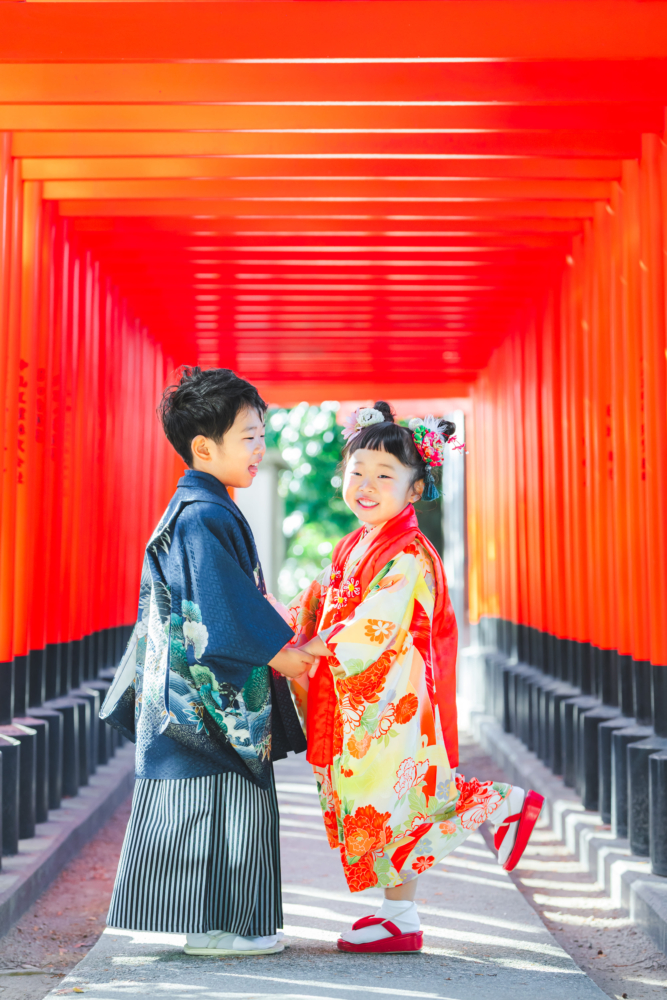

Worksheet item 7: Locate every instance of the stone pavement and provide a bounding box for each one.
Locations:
[45,754,607,1000]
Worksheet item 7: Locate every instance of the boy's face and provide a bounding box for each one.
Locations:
[190,407,266,489]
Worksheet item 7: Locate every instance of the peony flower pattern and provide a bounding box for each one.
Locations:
[393,757,430,798]
[373,703,397,738]
[439,820,457,835]
[455,775,505,830]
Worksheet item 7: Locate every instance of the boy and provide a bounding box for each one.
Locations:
[101,367,313,956]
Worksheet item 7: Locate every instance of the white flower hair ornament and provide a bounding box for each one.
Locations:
[341,406,385,442]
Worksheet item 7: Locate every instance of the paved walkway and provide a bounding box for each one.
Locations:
[46,754,607,1000]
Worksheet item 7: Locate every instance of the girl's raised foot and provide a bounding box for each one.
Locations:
[493,787,544,871]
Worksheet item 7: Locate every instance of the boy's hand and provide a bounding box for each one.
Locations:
[269,645,315,679]
[299,636,329,679]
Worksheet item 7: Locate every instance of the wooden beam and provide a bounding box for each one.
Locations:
[22,156,625,182]
[54,196,597,218]
[0,102,661,132]
[40,177,613,201]
[2,60,667,104]
[4,3,667,60]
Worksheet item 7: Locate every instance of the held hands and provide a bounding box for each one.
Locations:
[299,636,329,679]
[268,645,315,679]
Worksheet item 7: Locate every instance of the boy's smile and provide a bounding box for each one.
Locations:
[190,406,266,489]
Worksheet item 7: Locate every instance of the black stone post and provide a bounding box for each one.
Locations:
[14,717,49,823]
[653,666,667,738]
[649,751,667,877]
[581,706,620,812]
[44,644,60,702]
[0,732,20,855]
[10,724,37,839]
[27,707,63,809]
[28,648,46,709]
[0,661,13,725]
[45,699,79,797]
[633,660,653,726]
[13,654,29,716]
[611,725,653,840]
[617,654,635,718]
[598,716,633,825]
[628,735,667,857]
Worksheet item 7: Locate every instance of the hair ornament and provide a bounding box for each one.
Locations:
[410,415,447,470]
[341,405,385,442]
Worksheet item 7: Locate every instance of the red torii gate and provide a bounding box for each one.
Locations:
[0,0,666,882]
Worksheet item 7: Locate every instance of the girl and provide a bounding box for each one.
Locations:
[286,402,543,954]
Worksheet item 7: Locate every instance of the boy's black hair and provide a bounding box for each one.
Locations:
[158,366,267,466]
[343,400,455,491]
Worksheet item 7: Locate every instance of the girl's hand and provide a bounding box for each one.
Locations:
[269,645,315,679]
[299,636,329,678]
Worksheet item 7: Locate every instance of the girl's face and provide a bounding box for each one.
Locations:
[343,447,423,528]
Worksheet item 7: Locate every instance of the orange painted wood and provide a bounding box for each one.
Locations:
[3,3,667,61]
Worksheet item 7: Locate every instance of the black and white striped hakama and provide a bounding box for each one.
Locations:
[107,770,282,935]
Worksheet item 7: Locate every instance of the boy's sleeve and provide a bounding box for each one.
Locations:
[170,504,294,690]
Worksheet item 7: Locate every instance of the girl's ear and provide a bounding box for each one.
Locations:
[410,478,424,502]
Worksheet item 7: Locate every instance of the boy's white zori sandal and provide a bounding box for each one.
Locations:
[184,930,285,956]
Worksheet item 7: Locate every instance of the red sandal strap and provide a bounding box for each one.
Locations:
[493,811,523,849]
[349,915,403,937]
[351,915,382,930]
[503,790,545,872]
[380,920,403,938]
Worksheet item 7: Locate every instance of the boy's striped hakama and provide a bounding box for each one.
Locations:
[107,771,282,936]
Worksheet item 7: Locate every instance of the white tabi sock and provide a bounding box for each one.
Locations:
[339,899,420,945]
[185,930,235,950]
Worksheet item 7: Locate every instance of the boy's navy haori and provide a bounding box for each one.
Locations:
[101,469,305,788]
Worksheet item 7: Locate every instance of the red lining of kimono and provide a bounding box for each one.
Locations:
[306,503,459,769]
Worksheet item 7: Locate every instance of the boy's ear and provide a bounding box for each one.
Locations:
[191,434,212,463]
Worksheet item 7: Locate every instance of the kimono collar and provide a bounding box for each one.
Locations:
[178,469,232,503]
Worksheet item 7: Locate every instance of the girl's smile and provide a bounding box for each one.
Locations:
[343,447,423,526]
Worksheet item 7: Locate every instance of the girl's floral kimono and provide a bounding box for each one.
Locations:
[289,504,511,892]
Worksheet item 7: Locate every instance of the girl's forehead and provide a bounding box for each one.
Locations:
[347,448,404,470]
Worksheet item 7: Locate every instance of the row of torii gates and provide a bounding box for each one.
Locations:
[0,1,666,892]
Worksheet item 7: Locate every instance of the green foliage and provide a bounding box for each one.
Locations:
[265,402,357,601]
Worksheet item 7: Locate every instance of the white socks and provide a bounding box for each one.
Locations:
[184,929,284,955]
[492,785,525,867]
[339,899,420,945]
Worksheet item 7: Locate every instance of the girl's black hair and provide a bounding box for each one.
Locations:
[343,401,455,499]
[158,366,267,466]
